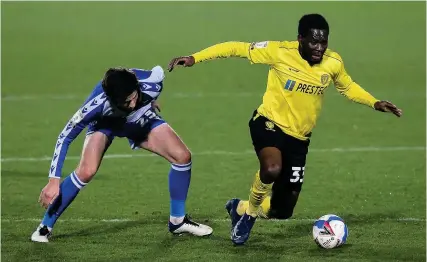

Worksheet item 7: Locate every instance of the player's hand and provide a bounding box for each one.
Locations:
[374,100,403,117]
[168,56,195,72]
[39,178,60,209]
[152,100,161,113]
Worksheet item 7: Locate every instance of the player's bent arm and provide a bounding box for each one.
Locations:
[192,42,251,63]
[48,120,88,179]
[48,93,106,179]
[336,82,379,108]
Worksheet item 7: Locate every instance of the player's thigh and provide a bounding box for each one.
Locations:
[249,110,285,181]
[76,131,112,182]
[138,123,191,165]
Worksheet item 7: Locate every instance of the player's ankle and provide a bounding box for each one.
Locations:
[169,216,184,225]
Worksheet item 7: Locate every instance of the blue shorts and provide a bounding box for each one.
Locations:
[86,117,166,150]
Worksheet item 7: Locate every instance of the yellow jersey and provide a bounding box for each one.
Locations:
[192,41,379,141]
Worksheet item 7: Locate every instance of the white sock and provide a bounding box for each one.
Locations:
[169,216,185,225]
[40,224,52,231]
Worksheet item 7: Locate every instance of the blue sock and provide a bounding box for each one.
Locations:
[169,162,191,221]
[42,171,87,228]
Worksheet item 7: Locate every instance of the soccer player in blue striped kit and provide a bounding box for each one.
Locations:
[31,66,212,242]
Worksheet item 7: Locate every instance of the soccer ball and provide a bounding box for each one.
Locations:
[312,214,348,249]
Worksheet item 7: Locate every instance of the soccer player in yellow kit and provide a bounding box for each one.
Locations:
[168,14,402,245]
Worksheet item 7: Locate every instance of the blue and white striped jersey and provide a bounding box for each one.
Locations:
[49,66,165,178]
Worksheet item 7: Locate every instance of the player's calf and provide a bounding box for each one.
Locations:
[139,123,213,234]
[31,133,108,242]
[31,171,88,243]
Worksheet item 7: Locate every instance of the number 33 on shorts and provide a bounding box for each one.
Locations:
[290,166,305,183]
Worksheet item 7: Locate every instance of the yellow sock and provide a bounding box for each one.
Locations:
[237,196,271,218]
[259,196,271,218]
[236,200,249,216]
[246,171,273,217]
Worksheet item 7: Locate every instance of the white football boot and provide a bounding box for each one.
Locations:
[168,215,213,236]
[30,224,52,243]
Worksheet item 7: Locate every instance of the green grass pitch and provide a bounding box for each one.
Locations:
[1,2,426,261]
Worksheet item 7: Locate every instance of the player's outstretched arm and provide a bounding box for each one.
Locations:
[337,82,403,118]
[332,54,402,117]
[168,42,251,72]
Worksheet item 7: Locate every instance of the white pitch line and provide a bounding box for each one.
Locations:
[1,146,425,163]
[1,92,259,101]
[1,95,78,101]
[3,90,422,101]
[1,217,425,223]
[3,88,423,101]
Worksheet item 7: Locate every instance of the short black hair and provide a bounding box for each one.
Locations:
[101,67,139,104]
[298,14,329,37]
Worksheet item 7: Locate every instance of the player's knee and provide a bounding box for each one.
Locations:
[260,164,282,182]
[75,164,97,183]
[173,149,192,165]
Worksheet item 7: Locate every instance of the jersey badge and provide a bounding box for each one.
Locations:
[265,121,276,132]
[321,74,329,85]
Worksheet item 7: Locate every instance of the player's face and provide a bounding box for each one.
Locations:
[119,91,139,112]
[298,29,328,64]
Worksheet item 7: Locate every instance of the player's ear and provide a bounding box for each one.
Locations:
[297,34,304,43]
